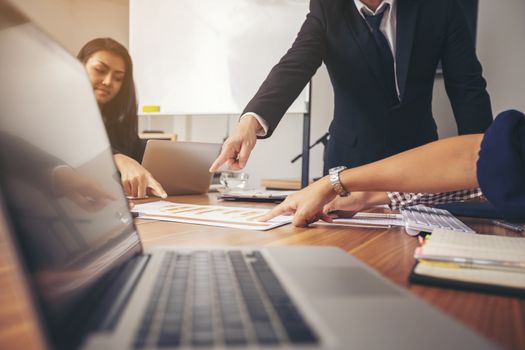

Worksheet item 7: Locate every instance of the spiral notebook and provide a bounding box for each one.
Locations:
[410,229,525,297]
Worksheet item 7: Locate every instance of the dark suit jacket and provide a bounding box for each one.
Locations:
[243,0,492,172]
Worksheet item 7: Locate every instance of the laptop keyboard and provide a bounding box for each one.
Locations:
[133,250,318,348]
[401,205,475,236]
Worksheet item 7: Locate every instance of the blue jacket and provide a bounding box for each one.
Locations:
[478,110,525,219]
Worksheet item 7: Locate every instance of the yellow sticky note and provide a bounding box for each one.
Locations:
[419,259,460,269]
[142,105,160,113]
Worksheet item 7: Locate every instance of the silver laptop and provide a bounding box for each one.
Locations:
[142,140,221,195]
[0,3,497,350]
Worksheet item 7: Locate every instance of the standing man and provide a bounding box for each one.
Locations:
[210,0,492,175]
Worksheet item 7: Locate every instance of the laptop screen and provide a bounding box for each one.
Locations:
[0,3,142,348]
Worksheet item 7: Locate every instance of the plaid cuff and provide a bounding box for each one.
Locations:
[387,188,483,210]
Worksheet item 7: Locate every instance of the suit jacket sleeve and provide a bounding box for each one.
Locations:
[243,0,327,138]
[441,0,493,134]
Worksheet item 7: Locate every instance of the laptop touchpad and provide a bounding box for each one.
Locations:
[287,267,402,297]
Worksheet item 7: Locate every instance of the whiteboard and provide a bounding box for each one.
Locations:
[130,0,310,115]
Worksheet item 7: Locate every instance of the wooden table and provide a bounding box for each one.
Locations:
[1,194,524,349]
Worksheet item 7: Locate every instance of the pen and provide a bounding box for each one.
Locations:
[491,219,524,233]
[418,259,524,273]
[353,212,402,219]
[314,221,391,229]
[414,253,525,272]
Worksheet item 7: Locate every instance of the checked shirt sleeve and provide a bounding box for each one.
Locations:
[387,189,483,210]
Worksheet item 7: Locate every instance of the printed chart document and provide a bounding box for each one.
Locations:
[132,201,291,231]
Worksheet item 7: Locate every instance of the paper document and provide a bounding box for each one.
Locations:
[132,201,291,231]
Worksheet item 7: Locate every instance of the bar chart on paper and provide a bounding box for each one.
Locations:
[132,201,291,231]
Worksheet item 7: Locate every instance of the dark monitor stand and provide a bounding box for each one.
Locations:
[293,81,317,189]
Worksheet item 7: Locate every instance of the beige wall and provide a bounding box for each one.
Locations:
[9,0,129,54]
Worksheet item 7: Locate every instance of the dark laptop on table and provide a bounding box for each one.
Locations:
[0,2,497,349]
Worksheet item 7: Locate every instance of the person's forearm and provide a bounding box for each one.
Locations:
[340,134,483,193]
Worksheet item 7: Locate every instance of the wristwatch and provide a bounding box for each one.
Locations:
[328,166,350,197]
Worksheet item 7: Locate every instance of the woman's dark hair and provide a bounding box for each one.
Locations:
[77,38,144,161]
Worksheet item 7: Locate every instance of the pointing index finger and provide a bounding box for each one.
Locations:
[258,203,293,222]
[209,150,230,172]
[148,177,168,198]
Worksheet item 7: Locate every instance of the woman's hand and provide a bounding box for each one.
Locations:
[322,192,390,218]
[258,176,336,227]
[114,154,167,199]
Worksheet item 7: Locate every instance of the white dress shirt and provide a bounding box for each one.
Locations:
[354,0,399,97]
[242,0,399,137]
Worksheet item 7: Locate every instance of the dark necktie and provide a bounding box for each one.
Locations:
[364,5,399,105]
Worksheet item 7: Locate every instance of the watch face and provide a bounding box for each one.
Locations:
[329,166,349,196]
[329,166,346,174]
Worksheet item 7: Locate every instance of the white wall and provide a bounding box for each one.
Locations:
[139,64,334,188]
[432,0,525,137]
[145,0,525,188]
[11,0,525,188]
[10,0,331,187]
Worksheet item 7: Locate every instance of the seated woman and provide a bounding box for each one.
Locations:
[261,110,525,226]
[77,38,167,199]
